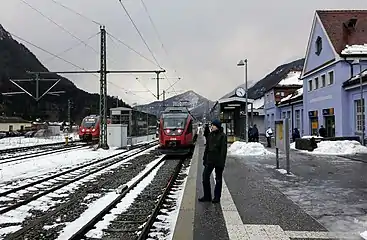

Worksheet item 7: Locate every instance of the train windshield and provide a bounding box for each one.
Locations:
[162,113,188,129]
[82,116,99,128]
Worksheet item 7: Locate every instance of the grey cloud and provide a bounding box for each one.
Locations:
[1,0,367,104]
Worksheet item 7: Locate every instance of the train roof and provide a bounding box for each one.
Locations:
[163,106,189,113]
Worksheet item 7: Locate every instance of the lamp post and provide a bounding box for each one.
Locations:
[237,59,248,142]
[353,59,365,145]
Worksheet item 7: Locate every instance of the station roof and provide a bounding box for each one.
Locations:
[218,97,255,104]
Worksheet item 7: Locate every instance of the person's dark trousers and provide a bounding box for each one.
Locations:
[266,137,271,147]
[202,164,224,200]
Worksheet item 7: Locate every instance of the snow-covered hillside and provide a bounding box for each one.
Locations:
[135,90,215,120]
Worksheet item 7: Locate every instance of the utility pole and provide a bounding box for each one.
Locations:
[162,90,166,107]
[99,25,108,149]
[22,26,165,150]
[68,99,72,133]
[156,72,160,100]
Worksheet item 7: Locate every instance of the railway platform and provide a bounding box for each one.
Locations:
[172,136,362,240]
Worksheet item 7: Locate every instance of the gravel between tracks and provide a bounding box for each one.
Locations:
[96,158,191,240]
[2,149,162,240]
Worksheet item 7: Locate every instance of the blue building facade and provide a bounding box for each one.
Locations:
[301,10,367,139]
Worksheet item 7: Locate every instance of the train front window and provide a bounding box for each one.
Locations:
[82,117,98,128]
[163,118,186,129]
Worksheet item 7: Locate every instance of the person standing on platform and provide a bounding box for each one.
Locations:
[199,119,227,203]
[203,123,210,145]
[265,126,273,147]
[252,124,259,142]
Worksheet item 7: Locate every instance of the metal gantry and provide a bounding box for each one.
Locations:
[21,25,165,149]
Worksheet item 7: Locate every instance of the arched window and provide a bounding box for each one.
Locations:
[315,36,322,55]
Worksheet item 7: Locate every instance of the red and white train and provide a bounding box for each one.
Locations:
[158,107,198,155]
[78,115,101,142]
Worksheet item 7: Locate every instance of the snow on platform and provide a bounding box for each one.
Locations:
[228,141,274,156]
[291,140,367,155]
[0,133,79,150]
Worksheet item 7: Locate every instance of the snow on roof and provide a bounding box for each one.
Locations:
[341,44,367,55]
[280,87,303,103]
[277,71,302,86]
[250,97,264,109]
[350,69,367,81]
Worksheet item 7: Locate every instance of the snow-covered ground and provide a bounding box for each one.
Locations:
[0,146,158,237]
[228,141,274,156]
[291,140,367,155]
[0,147,125,184]
[0,133,79,150]
[60,155,165,239]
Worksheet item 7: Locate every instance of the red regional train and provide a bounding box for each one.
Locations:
[79,115,101,142]
[158,107,198,155]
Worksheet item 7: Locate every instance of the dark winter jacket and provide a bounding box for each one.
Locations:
[292,128,300,141]
[204,125,210,138]
[251,126,259,138]
[203,129,227,168]
[319,127,327,137]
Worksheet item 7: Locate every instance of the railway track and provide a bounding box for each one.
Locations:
[1,142,161,240]
[0,142,90,165]
[65,157,187,240]
[0,142,158,216]
[0,139,82,157]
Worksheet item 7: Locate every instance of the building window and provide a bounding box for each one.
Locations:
[328,71,334,85]
[295,110,301,129]
[282,112,286,119]
[267,114,270,127]
[355,99,365,133]
[308,80,313,91]
[8,125,13,131]
[315,36,322,55]
[287,111,291,119]
[314,77,319,89]
[321,74,326,87]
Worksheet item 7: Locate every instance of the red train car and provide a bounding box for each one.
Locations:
[158,107,197,155]
[79,115,100,142]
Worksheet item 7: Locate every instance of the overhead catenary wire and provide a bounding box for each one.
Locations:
[139,0,179,94]
[117,0,162,69]
[8,32,150,102]
[46,0,162,69]
[23,0,154,102]
[20,0,99,55]
[107,33,157,99]
[43,32,100,63]
[48,0,103,26]
[117,0,179,96]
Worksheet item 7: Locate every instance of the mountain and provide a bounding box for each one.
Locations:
[0,24,130,123]
[222,58,305,100]
[135,90,215,120]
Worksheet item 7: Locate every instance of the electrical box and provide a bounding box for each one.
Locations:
[107,124,128,148]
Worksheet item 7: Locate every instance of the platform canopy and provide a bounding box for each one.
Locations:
[218,97,255,105]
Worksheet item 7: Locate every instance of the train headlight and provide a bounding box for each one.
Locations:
[92,129,95,132]
[165,129,170,134]
[177,129,182,133]
[82,129,85,132]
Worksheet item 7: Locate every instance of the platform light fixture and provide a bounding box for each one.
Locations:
[227,104,241,107]
[224,106,236,109]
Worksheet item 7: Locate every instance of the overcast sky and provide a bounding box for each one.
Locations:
[1,0,366,105]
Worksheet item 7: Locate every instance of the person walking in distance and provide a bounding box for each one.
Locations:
[199,119,227,203]
[265,126,273,147]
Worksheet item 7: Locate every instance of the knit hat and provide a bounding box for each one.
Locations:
[211,119,221,129]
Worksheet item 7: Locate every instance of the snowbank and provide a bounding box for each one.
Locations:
[291,140,367,155]
[228,141,274,156]
[0,133,79,150]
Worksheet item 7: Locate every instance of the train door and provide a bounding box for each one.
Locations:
[186,119,193,143]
